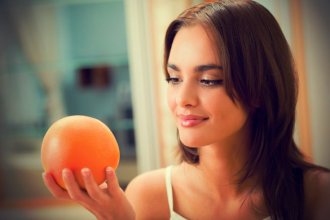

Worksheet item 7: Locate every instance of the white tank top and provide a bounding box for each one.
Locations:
[165,166,187,220]
[165,166,272,220]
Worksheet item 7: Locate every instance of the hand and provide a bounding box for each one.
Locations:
[42,167,135,220]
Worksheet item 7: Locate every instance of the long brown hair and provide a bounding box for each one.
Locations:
[164,1,320,219]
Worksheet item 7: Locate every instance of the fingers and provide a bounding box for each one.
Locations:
[62,168,89,202]
[42,172,70,199]
[62,169,104,216]
[105,167,122,197]
[81,168,106,202]
[99,182,108,190]
[44,167,121,201]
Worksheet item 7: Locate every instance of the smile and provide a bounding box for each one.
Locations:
[178,115,209,127]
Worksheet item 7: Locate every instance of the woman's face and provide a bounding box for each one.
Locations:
[167,24,248,148]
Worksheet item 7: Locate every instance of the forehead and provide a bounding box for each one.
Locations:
[168,24,221,66]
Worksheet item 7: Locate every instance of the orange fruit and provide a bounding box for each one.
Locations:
[41,115,120,189]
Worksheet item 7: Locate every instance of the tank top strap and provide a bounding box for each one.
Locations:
[165,165,174,213]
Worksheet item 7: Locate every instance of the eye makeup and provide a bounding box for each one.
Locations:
[166,77,181,85]
[200,79,223,86]
[166,63,224,87]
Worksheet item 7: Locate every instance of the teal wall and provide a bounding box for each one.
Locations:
[60,0,131,123]
[0,0,135,156]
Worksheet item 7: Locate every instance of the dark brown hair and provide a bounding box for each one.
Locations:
[164,1,321,219]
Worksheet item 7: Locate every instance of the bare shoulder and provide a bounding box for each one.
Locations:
[304,168,330,220]
[125,168,170,219]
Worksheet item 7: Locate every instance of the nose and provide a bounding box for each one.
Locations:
[175,81,198,107]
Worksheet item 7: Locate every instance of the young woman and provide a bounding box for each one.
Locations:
[43,1,330,219]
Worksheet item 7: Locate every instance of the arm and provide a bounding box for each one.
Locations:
[125,169,169,219]
[42,167,135,220]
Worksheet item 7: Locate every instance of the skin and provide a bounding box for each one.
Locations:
[43,24,330,220]
[42,167,135,220]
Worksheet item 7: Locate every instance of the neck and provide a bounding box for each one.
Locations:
[192,138,258,202]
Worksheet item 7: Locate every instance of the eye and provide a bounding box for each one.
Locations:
[200,79,223,86]
[166,77,181,85]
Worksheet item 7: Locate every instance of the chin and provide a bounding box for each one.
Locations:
[179,135,207,148]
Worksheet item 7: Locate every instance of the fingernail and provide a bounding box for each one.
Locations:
[62,168,70,177]
[106,167,114,174]
[81,167,90,176]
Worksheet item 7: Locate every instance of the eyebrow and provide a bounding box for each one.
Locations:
[167,63,223,73]
[196,64,223,72]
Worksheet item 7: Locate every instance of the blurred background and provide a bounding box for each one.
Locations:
[0,0,329,219]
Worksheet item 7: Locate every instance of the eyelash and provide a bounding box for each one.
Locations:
[200,79,223,86]
[166,77,223,87]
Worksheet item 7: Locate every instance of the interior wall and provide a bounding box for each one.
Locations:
[302,0,330,168]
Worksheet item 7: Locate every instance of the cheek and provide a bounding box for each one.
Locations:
[207,94,247,125]
[201,91,224,113]
[214,101,248,131]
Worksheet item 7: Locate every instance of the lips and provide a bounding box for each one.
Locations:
[178,114,208,127]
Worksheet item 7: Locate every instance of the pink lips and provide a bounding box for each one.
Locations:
[178,114,208,127]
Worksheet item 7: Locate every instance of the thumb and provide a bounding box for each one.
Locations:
[106,166,121,196]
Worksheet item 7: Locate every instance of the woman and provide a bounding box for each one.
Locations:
[43,1,330,219]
